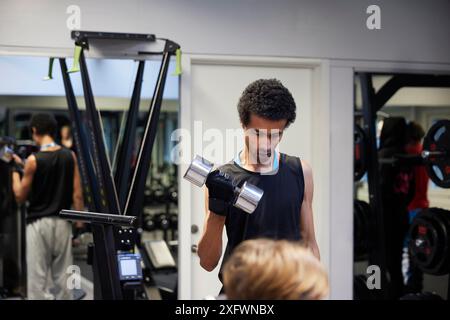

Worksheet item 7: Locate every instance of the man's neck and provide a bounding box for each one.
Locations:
[39,136,55,147]
[240,148,276,172]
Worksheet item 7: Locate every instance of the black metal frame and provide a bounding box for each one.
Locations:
[374,74,450,111]
[123,41,176,223]
[358,72,450,300]
[60,59,102,212]
[71,31,156,50]
[60,210,136,300]
[359,73,389,299]
[114,61,145,211]
[59,31,180,300]
[78,49,122,215]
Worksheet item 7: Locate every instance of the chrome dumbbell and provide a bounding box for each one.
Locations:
[0,145,14,163]
[183,155,264,214]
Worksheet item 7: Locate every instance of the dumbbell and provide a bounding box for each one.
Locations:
[168,187,178,204]
[183,155,264,214]
[0,145,14,163]
[0,145,24,174]
[154,213,171,231]
[143,214,156,232]
[154,213,171,241]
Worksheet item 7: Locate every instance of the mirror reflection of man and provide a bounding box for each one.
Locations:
[197,79,320,293]
[60,124,73,150]
[11,113,84,300]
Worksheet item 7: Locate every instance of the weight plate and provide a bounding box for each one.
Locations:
[423,120,450,188]
[408,208,450,275]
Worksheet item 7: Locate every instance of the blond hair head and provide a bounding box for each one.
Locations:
[223,239,328,300]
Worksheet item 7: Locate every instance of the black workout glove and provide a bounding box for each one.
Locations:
[205,170,236,216]
[7,153,24,176]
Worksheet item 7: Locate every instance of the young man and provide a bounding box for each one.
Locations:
[197,79,320,284]
[11,113,84,300]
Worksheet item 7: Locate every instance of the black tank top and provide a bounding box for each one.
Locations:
[27,147,74,223]
[218,153,305,280]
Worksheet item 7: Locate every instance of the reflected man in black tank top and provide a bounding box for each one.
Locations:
[11,113,84,299]
[197,79,320,279]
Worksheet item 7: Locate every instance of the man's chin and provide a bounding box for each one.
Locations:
[256,152,273,165]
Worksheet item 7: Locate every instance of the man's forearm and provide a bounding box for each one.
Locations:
[198,212,225,271]
[73,195,84,211]
[307,238,321,261]
[12,172,25,203]
[198,235,222,272]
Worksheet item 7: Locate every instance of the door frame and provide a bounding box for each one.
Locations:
[178,54,331,299]
[326,59,450,300]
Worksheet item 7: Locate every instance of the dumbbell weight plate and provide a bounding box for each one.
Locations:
[143,215,156,232]
[183,155,214,187]
[0,145,14,163]
[233,181,264,214]
[156,214,171,231]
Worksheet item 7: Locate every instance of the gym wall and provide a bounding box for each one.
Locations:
[0,0,449,63]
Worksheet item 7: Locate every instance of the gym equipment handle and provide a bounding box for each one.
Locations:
[60,209,137,227]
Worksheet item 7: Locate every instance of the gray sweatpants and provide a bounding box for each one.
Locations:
[26,217,73,300]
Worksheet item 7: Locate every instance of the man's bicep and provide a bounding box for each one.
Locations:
[300,160,315,235]
[300,200,314,234]
[204,187,209,213]
[302,160,314,203]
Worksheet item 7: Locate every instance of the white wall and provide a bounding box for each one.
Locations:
[1,0,449,64]
[0,56,179,99]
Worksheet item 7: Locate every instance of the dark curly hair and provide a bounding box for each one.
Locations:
[29,113,57,137]
[237,79,297,127]
[407,121,425,143]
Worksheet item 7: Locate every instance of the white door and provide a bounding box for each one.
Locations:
[178,55,319,299]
